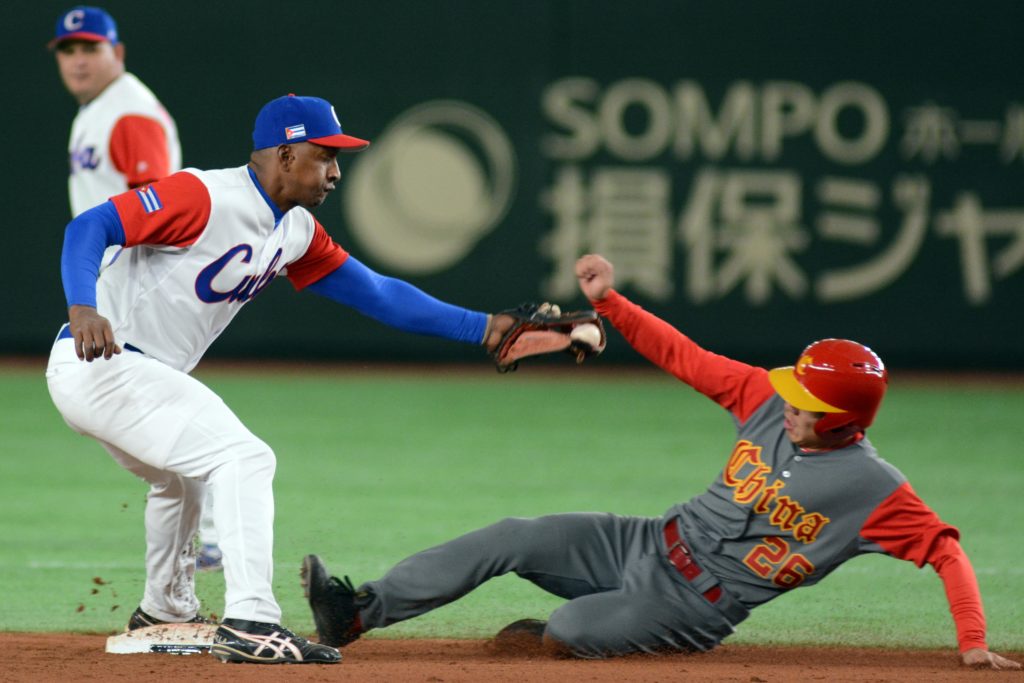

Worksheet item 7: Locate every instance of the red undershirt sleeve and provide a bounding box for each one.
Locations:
[109,115,172,188]
[109,171,211,248]
[285,218,349,290]
[594,289,774,422]
[860,482,987,652]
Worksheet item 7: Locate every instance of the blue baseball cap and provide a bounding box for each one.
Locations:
[49,6,119,49]
[253,94,370,151]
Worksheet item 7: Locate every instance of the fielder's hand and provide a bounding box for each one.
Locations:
[69,304,122,362]
[483,313,516,353]
[961,647,1022,670]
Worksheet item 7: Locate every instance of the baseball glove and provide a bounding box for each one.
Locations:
[491,302,606,373]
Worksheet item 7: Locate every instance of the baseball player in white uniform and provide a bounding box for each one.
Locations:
[52,6,181,218]
[46,93,518,664]
[51,6,223,574]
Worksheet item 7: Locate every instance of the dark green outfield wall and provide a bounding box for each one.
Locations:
[8,1,1024,368]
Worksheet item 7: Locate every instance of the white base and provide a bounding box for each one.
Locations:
[105,623,217,655]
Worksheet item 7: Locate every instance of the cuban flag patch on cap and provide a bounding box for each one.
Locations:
[136,186,163,213]
[285,124,306,139]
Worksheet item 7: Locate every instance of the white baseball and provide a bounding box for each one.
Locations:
[570,323,602,350]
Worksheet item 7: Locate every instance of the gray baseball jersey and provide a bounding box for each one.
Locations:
[672,393,907,608]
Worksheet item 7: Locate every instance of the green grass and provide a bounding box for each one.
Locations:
[1,363,1021,652]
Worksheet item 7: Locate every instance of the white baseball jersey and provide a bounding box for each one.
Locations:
[102,166,347,372]
[69,72,181,217]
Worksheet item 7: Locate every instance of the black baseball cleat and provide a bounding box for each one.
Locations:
[300,554,364,647]
[210,619,341,664]
[126,606,213,631]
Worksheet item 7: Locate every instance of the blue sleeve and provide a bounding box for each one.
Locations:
[61,201,127,308]
[306,256,488,344]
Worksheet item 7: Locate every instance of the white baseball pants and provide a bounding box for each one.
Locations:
[46,336,282,624]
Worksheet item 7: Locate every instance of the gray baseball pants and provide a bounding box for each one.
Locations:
[356,513,748,657]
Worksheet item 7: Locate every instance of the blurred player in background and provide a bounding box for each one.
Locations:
[50,5,222,574]
[53,5,179,218]
[300,253,1020,671]
[46,93,523,664]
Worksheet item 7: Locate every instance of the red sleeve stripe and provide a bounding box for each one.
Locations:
[111,171,210,248]
[860,481,959,567]
[286,218,349,290]
[109,115,172,188]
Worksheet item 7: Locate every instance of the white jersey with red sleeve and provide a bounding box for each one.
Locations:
[100,165,347,372]
[68,72,181,217]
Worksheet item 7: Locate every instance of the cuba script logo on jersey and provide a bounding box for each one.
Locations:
[70,145,101,174]
[195,245,283,304]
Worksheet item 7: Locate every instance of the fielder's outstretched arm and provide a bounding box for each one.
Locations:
[307,257,511,350]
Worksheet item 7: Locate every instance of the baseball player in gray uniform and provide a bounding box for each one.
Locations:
[301,254,1020,670]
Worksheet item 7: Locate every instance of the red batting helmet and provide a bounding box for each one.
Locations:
[768,339,888,436]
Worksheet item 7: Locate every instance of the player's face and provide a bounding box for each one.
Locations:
[285,143,342,209]
[782,403,827,448]
[55,40,124,105]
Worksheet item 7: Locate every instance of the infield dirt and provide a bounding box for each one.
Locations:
[3,633,1020,682]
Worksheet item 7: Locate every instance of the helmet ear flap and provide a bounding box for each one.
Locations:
[813,413,861,438]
